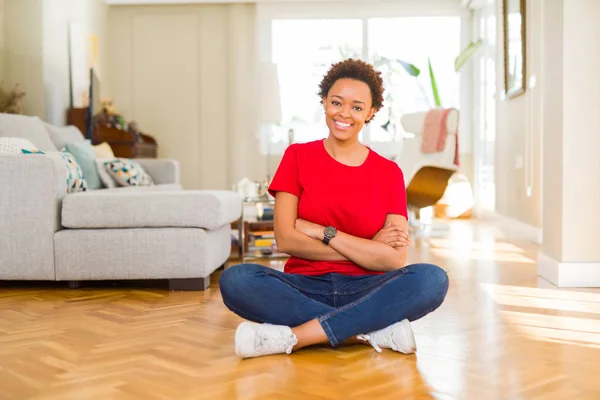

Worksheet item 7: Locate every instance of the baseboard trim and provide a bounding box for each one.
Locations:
[477,210,543,245]
[538,252,600,288]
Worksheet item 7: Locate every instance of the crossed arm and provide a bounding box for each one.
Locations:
[273,192,410,272]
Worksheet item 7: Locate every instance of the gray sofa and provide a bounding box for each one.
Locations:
[0,113,241,290]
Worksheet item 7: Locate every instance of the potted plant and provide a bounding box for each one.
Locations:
[0,82,26,114]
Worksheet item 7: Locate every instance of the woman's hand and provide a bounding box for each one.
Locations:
[371,222,410,248]
[295,218,324,240]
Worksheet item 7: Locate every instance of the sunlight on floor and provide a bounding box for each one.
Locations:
[428,238,534,263]
[429,238,526,253]
[482,285,600,314]
[430,248,535,263]
[481,283,600,302]
[483,283,600,349]
[500,310,600,349]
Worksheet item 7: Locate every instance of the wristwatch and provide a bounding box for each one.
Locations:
[322,225,337,245]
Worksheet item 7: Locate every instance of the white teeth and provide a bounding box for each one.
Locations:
[335,121,351,128]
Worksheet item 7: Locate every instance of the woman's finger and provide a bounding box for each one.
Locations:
[395,239,411,247]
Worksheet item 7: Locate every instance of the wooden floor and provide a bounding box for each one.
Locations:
[1,219,600,399]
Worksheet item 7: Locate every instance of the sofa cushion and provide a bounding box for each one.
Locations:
[0,114,58,151]
[54,225,231,280]
[43,122,85,150]
[103,183,182,192]
[22,149,88,193]
[62,190,242,230]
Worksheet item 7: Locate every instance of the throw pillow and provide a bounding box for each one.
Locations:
[104,158,154,187]
[22,149,88,193]
[0,137,37,155]
[96,157,118,188]
[93,142,115,158]
[65,141,102,190]
[43,122,85,150]
[0,114,58,151]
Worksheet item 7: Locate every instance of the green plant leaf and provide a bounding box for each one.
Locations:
[455,39,483,72]
[397,60,421,77]
[428,58,441,107]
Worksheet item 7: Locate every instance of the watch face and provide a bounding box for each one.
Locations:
[324,226,337,238]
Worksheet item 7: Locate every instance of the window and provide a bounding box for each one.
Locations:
[269,19,363,153]
[267,16,462,157]
[367,17,461,146]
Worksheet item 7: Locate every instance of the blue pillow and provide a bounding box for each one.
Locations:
[65,141,102,190]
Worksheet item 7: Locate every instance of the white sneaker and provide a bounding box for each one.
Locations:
[357,319,417,354]
[234,321,299,359]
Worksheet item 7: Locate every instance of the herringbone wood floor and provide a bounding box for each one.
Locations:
[1,219,600,399]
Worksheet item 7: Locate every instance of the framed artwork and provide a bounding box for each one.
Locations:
[503,0,526,99]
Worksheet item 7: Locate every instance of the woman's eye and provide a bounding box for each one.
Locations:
[353,107,363,112]
[332,101,341,106]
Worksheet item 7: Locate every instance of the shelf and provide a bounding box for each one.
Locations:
[243,250,289,260]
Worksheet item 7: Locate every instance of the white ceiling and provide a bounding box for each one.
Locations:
[105,0,460,4]
[105,0,253,4]
[105,0,365,4]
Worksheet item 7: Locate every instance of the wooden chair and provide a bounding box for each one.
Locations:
[406,166,456,227]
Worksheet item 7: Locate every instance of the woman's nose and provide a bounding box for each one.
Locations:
[339,105,351,117]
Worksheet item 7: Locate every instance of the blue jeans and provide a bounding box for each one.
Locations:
[219,263,449,346]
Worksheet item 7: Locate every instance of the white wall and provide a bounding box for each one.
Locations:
[540,0,563,260]
[108,4,261,191]
[3,0,45,118]
[493,0,600,266]
[2,0,107,122]
[537,0,600,287]
[43,0,109,125]
[0,0,5,82]
[556,0,600,262]
[494,0,543,229]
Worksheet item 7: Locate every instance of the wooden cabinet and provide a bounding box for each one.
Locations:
[67,107,158,158]
[93,126,157,158]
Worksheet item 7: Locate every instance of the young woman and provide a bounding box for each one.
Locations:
[220,59,449,359]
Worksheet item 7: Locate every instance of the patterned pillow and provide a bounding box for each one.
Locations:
[96,157,118,188]
[22,149,88,193]
[104,158,154,187]
[0,137,38,155]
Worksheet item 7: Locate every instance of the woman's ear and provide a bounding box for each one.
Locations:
[366,108,375,122]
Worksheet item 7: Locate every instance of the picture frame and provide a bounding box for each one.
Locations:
[503,0,526,99]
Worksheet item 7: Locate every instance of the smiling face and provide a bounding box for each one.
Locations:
[322,78,375,143]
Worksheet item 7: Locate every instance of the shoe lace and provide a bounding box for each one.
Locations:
[256,329,298,355]
[357,330,397,353]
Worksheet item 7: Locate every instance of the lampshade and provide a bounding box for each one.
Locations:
[259,62,282,125]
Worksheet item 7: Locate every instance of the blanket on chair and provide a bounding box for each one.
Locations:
[420,107,460,166]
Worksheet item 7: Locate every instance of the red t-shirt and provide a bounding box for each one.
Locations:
[268,139,407,276]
